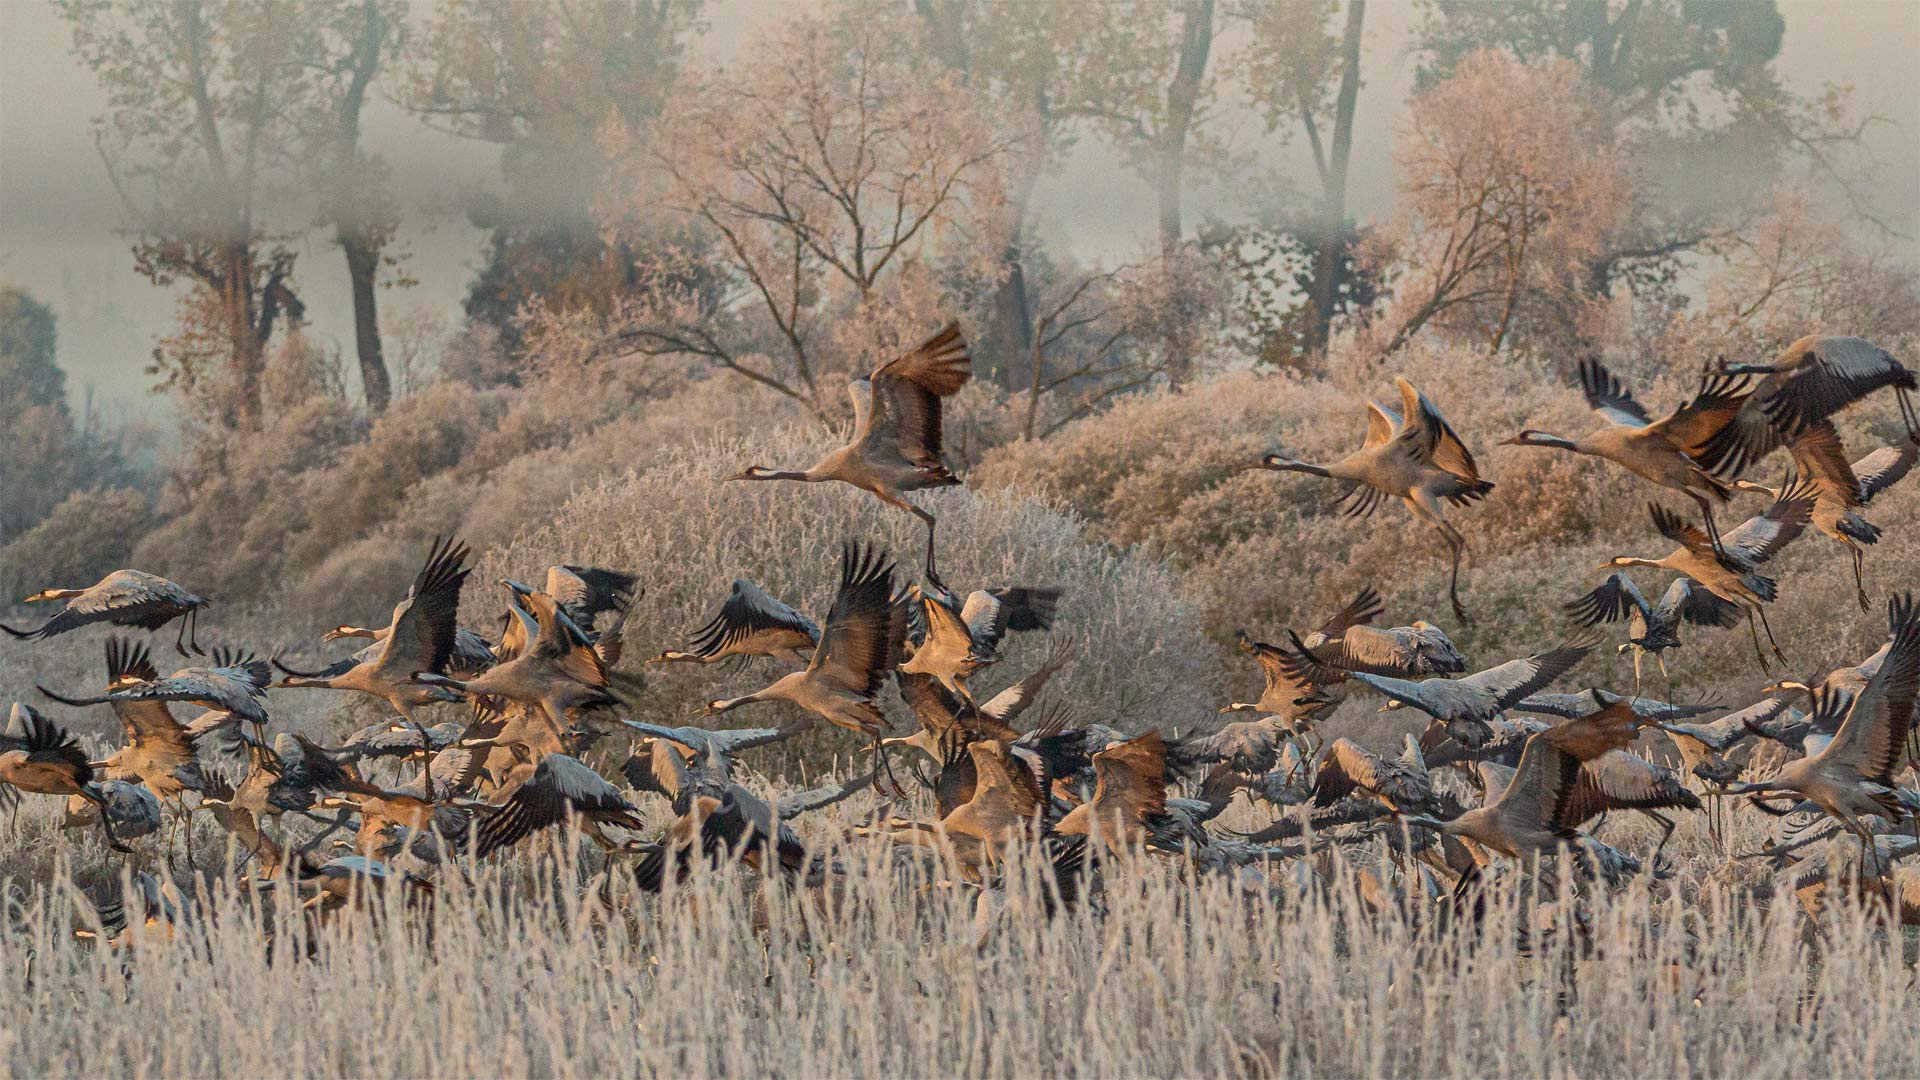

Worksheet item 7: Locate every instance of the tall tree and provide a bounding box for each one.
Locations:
[295,0,406,415]
[1368,51,1628,356]
[600,12,1012,418]
[1413,0,1875,297]
[404,0,703,348]
[1233,0,1368,357]
[62,0,308,432]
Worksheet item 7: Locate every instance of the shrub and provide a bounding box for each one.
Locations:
[0,488,150,599]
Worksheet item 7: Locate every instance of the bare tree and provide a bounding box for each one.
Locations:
[1367,50,1627,357]
[296,0,407,416]
[64,0,308,431]
[600,13,1013,417]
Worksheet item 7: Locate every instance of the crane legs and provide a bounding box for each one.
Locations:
[1850,546,1870,614]
[1408,492,1470,624]
[1690,492,1727,554]
[873,490,942,583]
[1743,611,1766,668]
[172,607,206,657]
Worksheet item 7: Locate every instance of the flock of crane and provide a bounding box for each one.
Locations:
[2,321,1919,941]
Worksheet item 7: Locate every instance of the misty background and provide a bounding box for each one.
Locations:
[5,0,1916,420]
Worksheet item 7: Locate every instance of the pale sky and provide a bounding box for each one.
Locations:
[2,0,1916,418]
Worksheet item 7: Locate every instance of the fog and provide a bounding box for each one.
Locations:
[2,0,1916,417]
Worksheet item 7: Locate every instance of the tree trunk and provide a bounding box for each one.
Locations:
[989,159,1042,391]
[223,243,264,432]
[1158,0,1214,385]
[1305,0,1365,357]
[342,230,391,414]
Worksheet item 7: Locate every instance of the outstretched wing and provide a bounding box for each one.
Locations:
[1394,378,1483,483]
[1854,434,1920,503]
[1659,577,1743,628]
[1310,738,1384,807]
[378,537,471,676]
[1653,369,1769,480]
[1753,336,1916,437]
[1719,473,1816,566]
[1317,587,1384,641]
[1564,573,1652,628]
[1362,402,1400,449]
[688,579,821,659]
[860,322,971,467]
[1579,358,1652,428]
[807,544,900,697]
[1816,598,1920,784]
[1460,640,1593,713]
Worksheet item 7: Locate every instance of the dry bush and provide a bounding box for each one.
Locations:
[976,339,1920,710]
[0,488,151,599]
[478,425,1227,758]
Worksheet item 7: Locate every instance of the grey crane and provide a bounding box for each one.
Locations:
[725,322,972,579]
[43,647,273,739]
[1708,335,1918,466]
[1399,698,1655,865]
[1282,633,1594,748]
[1598,475,1816,669]
[1565,572,1740,692]
[1290,586,1468,679]
[1721,596,1920,875]
[415,579,621,740]
[647,579,820,667]
[899,581,1058,711]
[1733,424,1920,610]
[702,542,903,740]
[1503,359,1755,548]
[321,623,495,676]
[2,569,208,656]
[275,537,473,731]
[1250,378,1494,621]
[0,703,129,851]
[473,753,647,860]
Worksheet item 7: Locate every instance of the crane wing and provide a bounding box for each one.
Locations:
[1563,572,1652,627]
[1854,434,1920,503]
[1579,358,1652,428]
[1362,402,1399,449]
[1393,377,1483,483]
[1814,599,1920,784]
[1459,640,1593,713]
[378,537,471,676]
[807,543,900,697]
[859,322,971,467]
[1754,335,1915,437]
[1719,473,1816,566]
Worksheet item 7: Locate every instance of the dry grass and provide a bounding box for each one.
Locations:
[0,775,1916,1077]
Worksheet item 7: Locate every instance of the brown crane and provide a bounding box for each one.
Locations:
[1249,378,1494,621]
[1598,476,1816,669]
[2,569,208,656]
[1722,595,1920,880]
[702,543,904,740]
[725,323,972,579]
[0,703,129,851]
[1732,424,1920,610]
[1503,359,1755,548]
[1398,699,1655,865]
[275,537,474,729]
[647,579,820,667]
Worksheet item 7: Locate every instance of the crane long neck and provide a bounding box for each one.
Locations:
[1532,433,1583,452]
[1264,456,1332,478]
[740,467,821,482]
